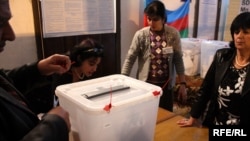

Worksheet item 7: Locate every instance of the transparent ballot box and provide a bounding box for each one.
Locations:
[56,74,162,141]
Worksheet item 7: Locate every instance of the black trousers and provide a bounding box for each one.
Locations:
[159,88,173,111]
[149,82,174,112]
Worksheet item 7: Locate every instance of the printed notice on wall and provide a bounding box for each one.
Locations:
[196,0,218,39]
[240,0,250,13]
[40,0,116,38]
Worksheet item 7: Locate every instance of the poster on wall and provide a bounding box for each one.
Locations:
[239,0,250,12]
[196,0,218,39]
[40,0,116,38]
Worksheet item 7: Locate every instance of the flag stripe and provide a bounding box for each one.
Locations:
[167,14,188,31]
[179,28,189,38]
[166,1,189,23]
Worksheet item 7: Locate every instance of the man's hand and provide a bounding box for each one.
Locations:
[47,106,71,131]
[177,84,187,105]
[38,54,71,75]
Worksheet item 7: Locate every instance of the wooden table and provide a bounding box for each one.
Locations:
[156,107,176,124]
[154,115,208,141]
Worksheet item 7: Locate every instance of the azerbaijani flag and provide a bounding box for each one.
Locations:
[144,0,190,38]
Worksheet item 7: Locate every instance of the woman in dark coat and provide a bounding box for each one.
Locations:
[177,12,250,127]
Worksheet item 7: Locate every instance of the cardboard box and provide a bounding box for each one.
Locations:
[56,74,162,141]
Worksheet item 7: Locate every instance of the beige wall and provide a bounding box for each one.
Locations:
[0,0,37,69]
[224,0,241,42]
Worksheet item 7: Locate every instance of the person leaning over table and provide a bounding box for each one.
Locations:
[177,12,250,127]
[23,38,104,112]
[121,0,187,112]
[52,38,104,106]
[0,0,71,140]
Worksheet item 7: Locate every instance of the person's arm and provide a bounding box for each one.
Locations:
[37,54,71,76]
[177,74,187,104]
[4,54,71,98]
[190,52,217,119]
[21,106,70,141]
[177,116,202,127]
[171,27,187,103]
[6,54,70,80]
[176,51,218,127]
[121,31,141,76]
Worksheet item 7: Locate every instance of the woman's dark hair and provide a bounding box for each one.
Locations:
[144,0,167,22]
[69,38,104,67]
[229,12,250,49]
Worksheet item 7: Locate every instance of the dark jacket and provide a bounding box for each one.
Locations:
[190,48,250,127]
[0,63,68,141]
[25,71,86,109]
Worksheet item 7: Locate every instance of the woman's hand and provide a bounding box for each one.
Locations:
[176,117,202,127]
